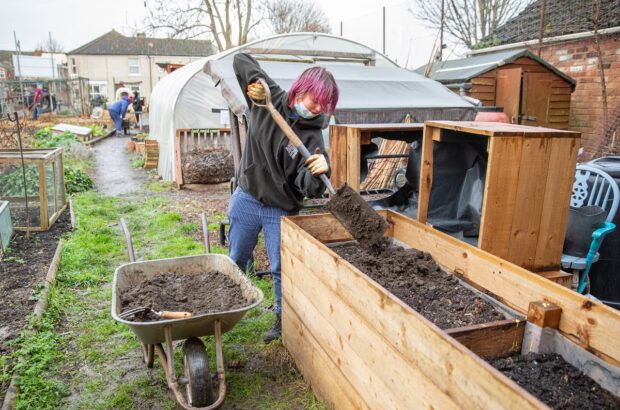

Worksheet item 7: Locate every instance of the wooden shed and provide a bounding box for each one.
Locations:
[422,49,575,129]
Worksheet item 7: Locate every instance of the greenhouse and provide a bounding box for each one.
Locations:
[150,32,475,183]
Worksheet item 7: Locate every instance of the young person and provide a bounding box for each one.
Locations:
[230,53,339,342]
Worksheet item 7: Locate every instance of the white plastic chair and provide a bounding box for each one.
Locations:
[561,165,619,293]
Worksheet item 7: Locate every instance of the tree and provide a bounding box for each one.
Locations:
[141,0,262,51]
[409,0,527,49]
[264,0,331,34]
[36,36,64,53]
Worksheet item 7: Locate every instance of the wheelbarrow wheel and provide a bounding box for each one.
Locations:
[183,337,214,407]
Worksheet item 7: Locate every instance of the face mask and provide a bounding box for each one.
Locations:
[294,101,319,119]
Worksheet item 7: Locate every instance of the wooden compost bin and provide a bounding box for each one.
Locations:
[418,121,580,276]
[281,211,620,409]
[0,148,67,231]
[173,128,232,187]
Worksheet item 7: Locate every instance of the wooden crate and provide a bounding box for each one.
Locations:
[143,140,159,170]
[329,123,423,191]
[281,211,620,409]
[417,121,580,273]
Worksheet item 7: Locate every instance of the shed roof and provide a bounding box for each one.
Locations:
[68,30,214,57]
[416,49,575,87]
[479,0,620,46]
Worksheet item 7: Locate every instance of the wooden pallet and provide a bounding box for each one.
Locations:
[281,211,620,409]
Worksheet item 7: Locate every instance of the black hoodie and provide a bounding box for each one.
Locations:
[233,53,330,212]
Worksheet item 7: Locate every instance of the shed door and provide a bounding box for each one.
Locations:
[495,68,522,124]
[521,72,553,127]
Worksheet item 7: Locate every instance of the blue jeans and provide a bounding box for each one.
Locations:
[228,187,295,315]
[109,109,122,133]
[31,106,41,120]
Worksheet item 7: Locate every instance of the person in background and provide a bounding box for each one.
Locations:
[108,91,129,136]
[132,91,143,128]
[229,53,339,342]
[30,84,43,120]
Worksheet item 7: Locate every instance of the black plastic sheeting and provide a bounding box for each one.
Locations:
[370,136,488,245]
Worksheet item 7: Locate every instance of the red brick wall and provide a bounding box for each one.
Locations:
[535,32,620,158]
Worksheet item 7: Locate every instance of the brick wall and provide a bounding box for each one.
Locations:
[535,32,620,158]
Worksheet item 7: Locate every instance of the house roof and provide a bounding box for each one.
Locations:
[480,0,620,46]
[415,48,575,87]
[68,30,214,57]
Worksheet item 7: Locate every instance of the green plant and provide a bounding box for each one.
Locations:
[0,166,39,196]
[135,133,148,141]
[89,124,105,138]
[64,167,94,194]
[131,155,145,168]
[32,129,79,149]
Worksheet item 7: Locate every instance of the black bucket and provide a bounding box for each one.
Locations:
[563,206,607,257]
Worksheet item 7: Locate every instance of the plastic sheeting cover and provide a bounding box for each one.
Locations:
[205,58,474,118]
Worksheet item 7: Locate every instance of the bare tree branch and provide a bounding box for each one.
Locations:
[264,0,331,35]
[410,0,527,49]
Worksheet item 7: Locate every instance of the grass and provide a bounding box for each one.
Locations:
[8,190,323,409]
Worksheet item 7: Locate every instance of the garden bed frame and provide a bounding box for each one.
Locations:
[0,147,67,231]
[281,210,620,409]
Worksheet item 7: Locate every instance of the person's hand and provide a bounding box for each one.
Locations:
[306,149,328,175]
[247,82,265,102]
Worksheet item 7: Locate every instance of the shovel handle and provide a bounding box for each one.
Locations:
[255,78,336,195]
[159,311,192,319]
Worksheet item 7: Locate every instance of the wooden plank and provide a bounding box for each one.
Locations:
[548,108,570,116]
[283,272,450,409]
[346,127,361,191]
[383,210,620,365]
[38,162,48,230]
[479,137,524,260]
[417,125,436,223]
[549,101,571,109]
[551,88,572,95]
[281,218,544,409]
[472,91,496,101]
[282,301,368,410]
[538,270,573,288]
[329,125,348,190]
[549,94,571,102]
[174,130,184,187]
[445,319,526,359]
[507,137,553,270]
[423,121,579,138]
[534,137,580,269]
[471,84,495,94]
[471,77,496,86]
[495,67,522,124]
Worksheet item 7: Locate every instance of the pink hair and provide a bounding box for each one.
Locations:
[288,67,339,115]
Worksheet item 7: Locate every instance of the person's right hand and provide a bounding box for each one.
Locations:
[247,82,266,102]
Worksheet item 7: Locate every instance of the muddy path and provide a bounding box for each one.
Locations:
[92,135,148,196]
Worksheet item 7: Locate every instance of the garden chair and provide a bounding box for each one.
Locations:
[561,165,619,294]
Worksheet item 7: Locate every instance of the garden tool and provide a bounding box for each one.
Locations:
[119,307,192,321]
[253,78,388,250]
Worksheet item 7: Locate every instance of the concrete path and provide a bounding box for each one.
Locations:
[91,135,148,196]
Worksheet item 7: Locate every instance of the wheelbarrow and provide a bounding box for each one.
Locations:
[111,215,264,409]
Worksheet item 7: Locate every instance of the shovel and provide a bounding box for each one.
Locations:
[119,307,192,321]
[253,78,388,250]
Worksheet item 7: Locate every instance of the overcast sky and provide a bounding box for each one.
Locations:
[0,0,456,69]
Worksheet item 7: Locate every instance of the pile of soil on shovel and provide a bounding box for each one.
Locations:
[120,271,252,321]
[183,147,233,184]
[490,353,620,409]
[330,242,505,328]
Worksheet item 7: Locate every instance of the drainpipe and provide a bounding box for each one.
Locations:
[148,55,153,98]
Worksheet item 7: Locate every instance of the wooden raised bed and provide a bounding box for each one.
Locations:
[281,210,620,409]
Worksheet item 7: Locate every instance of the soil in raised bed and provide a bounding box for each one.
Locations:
[120,271,253,321]
[182,147,233,184]
[0,209,71,355]
[330,242,505,328]
[490,353,620,409]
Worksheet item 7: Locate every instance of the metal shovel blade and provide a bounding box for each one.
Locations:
[326,183,389,250]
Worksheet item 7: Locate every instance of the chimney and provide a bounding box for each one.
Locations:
[136,33,146,38]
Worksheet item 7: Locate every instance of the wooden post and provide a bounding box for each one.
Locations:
[417,125,436,223]
[38,161,48,230]
[527,300,562,329]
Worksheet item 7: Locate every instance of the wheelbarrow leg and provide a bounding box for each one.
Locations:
[210,320,227,409]
[142,343,154,368]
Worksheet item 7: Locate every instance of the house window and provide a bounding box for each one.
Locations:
[89,81,108,100]
[71,58,77,75]
[128,57,140,75]
[0,69,5,79]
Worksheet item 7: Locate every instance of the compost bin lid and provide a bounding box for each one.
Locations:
[587,156,620,178]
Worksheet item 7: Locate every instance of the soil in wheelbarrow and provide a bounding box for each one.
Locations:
[330,242,505,329]
[121,271,252,321]
[490,353,620,409]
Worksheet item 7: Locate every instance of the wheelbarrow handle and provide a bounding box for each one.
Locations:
[254,78,336,195]
[159,311,192,319]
